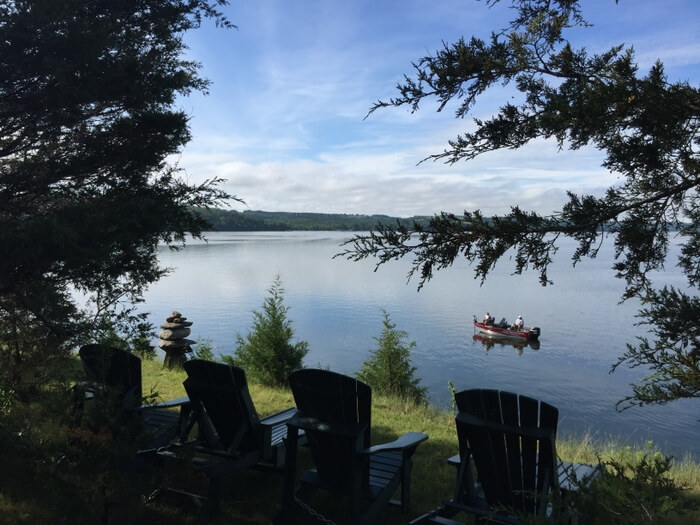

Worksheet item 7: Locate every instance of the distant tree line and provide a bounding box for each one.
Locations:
[195,208,428,231]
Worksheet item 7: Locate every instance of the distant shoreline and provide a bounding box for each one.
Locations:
[195,208,429,232]
[195,209,689,233]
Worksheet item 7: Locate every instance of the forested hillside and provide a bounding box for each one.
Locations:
[195,208,426,231]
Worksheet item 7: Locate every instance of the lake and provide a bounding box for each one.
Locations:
[143,231,698,458]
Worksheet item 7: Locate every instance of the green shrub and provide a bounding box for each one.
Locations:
[357,310,427,403]
[229,275,309,386]
[193,337,215,361]
[568,446,696,525]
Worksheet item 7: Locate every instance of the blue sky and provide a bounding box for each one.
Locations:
[176,0,699,216]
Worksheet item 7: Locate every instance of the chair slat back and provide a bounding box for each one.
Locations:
[288,369,372,490]
[454,389,559,516]
[79,344,142,406]
[183,360,261,453]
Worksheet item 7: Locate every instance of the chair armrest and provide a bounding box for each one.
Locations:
[260,406,297,426]
[287,413,367,438]
[362,431,428,455]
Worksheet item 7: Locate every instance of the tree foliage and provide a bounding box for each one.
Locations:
[341,0,699,408]
[0,0,234,395]
[357,310,427,403]
[229,275,309,387]
[195,208,425,232]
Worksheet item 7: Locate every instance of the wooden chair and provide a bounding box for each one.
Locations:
[277,368,428,525]
[70,343,190,447]
[411,389,599,525]
[153,359,300,514]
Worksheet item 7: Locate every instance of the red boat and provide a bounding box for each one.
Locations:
[473,317,540,342]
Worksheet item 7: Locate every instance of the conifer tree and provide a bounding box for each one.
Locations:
[357,311,427,403]
[0,0,233,393]
[230,276,309,387]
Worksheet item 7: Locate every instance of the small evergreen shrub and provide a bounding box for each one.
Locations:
[131,331,156,360]
[357,310,427,403]
[193,337,215,361]
[231,275,309,386]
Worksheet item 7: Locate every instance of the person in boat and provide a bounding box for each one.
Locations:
[514,315,524,331]
[482,312,494,325]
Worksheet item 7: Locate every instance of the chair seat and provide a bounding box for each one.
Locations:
[446,453,601,490]
[140,401,190,448]
[260,406,300,468]
[558,460,602,491]
[301,451,404,496]
[370,451,402,489]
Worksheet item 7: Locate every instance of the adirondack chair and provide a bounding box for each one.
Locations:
[277,368,428,525]
[70,344,190,446]
[411,389,599,525]
[152,359,301,514]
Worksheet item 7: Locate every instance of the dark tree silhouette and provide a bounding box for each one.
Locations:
[0,0,234,393]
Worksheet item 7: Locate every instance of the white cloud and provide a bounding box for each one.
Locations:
[177,134,612,217]
[175,0,697,218]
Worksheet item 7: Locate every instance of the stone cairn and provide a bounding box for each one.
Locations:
[158,310,195,369]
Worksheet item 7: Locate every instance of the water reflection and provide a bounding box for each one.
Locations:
[142,232,697,458]
[472,334,541,354]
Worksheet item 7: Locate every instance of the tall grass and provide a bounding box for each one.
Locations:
[0,359,696,524]
[140,360,700,523]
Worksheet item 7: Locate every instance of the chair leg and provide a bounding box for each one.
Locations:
[351,465,363,524]
[401,454,413,512]
[69,386,86,428]
[207,476,222,517]
[276,431,300,525]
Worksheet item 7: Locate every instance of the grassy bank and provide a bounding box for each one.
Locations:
[140,360,700,524]
[0,359,698,524]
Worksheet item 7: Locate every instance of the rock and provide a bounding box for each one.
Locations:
[159,327,191,341]
[159,312,195,367]
[158,338,196,350]
[160,321,193,329]
[163,349,188,370]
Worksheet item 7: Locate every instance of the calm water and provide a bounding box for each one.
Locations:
[143,231,698,458]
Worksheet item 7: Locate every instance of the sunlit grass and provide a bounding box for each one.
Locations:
[126,359,700,523]
[1,357,697,524]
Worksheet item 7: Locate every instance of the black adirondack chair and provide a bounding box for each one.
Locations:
[277,368,428,525]
[411,388,598,525]
[71,344,190,446]
[153,359,301,514]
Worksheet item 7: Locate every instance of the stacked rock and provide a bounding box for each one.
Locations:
[158,311,196,369]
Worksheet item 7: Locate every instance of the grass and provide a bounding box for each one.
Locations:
[0,358,697,524]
